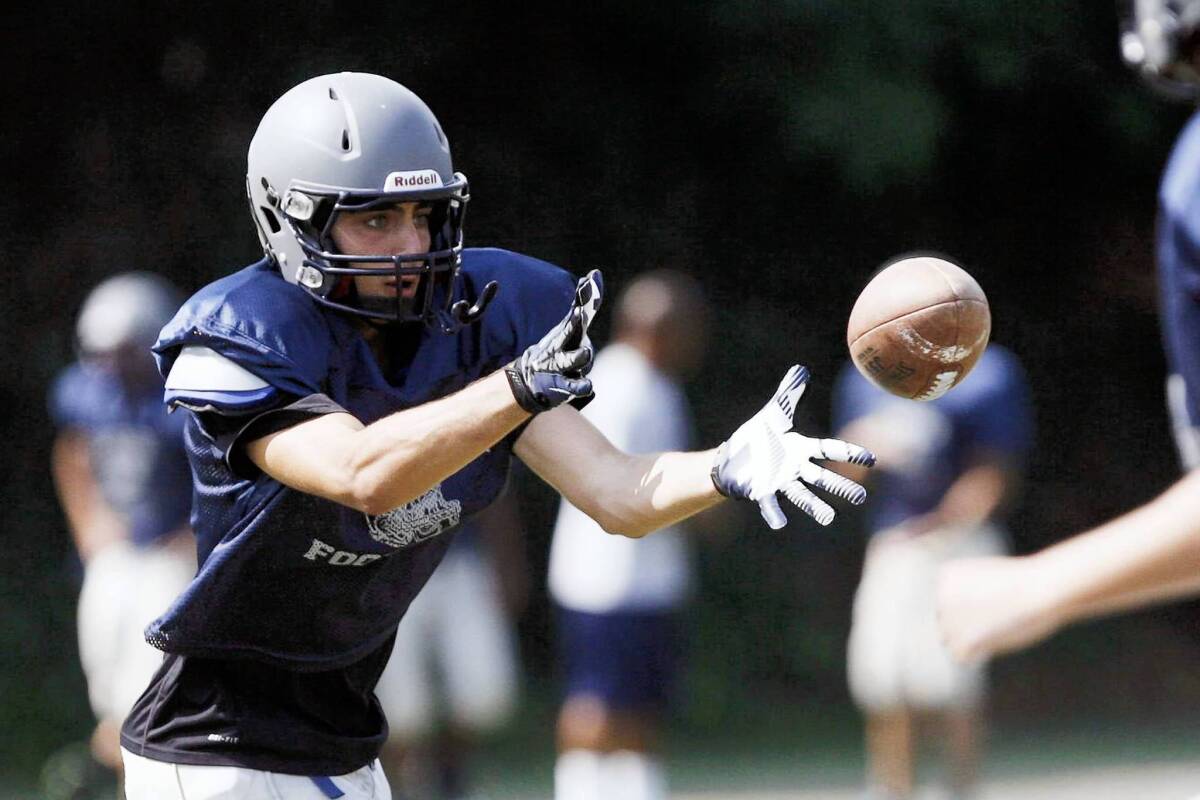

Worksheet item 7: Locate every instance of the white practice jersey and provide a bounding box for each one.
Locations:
[547,343,695,613]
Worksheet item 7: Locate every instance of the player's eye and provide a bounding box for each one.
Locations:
[364,214,391,230]
[414,207,433,228]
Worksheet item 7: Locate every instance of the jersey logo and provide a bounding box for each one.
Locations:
[365,485,462,549]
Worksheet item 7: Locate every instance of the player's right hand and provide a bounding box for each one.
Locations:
[505,270,603,414]
[711,365,876,529]
[936,555,1064,664]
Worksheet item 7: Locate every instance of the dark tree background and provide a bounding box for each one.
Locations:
[4,0,1200,784]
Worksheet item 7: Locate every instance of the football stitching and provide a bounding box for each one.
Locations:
[847,298,986,351]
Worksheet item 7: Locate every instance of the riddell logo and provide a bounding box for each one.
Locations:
[384,170,443,191]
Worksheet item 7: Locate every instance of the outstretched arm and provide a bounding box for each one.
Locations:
[246,371,531,515]
[514,404,721,538]
[516,365,875,538]
[938,468,1200,662]
[244,271,604,515]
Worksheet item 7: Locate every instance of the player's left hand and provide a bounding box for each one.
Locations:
[506,270,603,414]
[711,365,875,529]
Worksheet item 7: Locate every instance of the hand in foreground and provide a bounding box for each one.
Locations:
[711,365,875,529]
[506,270,603,413]
[936,555,1063,664]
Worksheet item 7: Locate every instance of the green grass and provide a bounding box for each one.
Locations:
[467,697,1200,800]
[6,700,1198,800]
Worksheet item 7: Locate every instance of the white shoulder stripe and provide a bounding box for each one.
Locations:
[165,346,270,392]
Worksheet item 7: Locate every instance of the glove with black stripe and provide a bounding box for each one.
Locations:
[506,269,603,414]
[711,365,876,529]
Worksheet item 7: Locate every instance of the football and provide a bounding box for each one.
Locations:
[846,255,991,401]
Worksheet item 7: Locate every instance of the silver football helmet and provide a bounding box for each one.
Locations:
[246,72,493,328]
[1121,0,1200,97]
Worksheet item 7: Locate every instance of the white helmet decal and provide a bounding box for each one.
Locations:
[384,170,444,191]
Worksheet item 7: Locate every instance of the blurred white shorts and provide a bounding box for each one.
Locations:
[77,536,195,724]
[121,750,390,799]
[847,523,1007,712]
[375,544,518,739]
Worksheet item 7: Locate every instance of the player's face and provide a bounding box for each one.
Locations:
[330,201,433,303]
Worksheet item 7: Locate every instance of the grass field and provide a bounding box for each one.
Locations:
[462,704,1200,800]
[5,706,1198,799]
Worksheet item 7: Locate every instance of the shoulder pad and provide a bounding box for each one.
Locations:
[165,346,279,413]
[153,262,334,400]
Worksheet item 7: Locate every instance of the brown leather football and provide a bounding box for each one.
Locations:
[846,255,991,401]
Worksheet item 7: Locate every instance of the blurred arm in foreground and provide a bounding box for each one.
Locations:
[939,0,1200,664]
[938,471,1200,662]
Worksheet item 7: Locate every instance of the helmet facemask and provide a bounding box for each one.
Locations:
[278,179,470,328]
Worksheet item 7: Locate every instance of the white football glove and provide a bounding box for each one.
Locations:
[711,365,876,529]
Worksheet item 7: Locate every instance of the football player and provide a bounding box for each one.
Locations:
[48,272,196,792]
[116,72,876,800]
[938,0,1200,664]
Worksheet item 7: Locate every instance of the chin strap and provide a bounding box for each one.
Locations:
[436,280,499,334]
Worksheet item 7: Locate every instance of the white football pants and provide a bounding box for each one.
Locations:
[121,750,391,799]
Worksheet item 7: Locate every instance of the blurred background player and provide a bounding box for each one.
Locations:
[937,0,1200,663]
[46,272,196,797]
[375,492,527,800]
[547,269,709,800]
[831,342,1034,800]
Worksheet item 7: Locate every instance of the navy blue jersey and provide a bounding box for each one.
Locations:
[48,364,191,547]
[1158,110,1200,469]
[121,248,576,774]
[832,345,1034,534]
